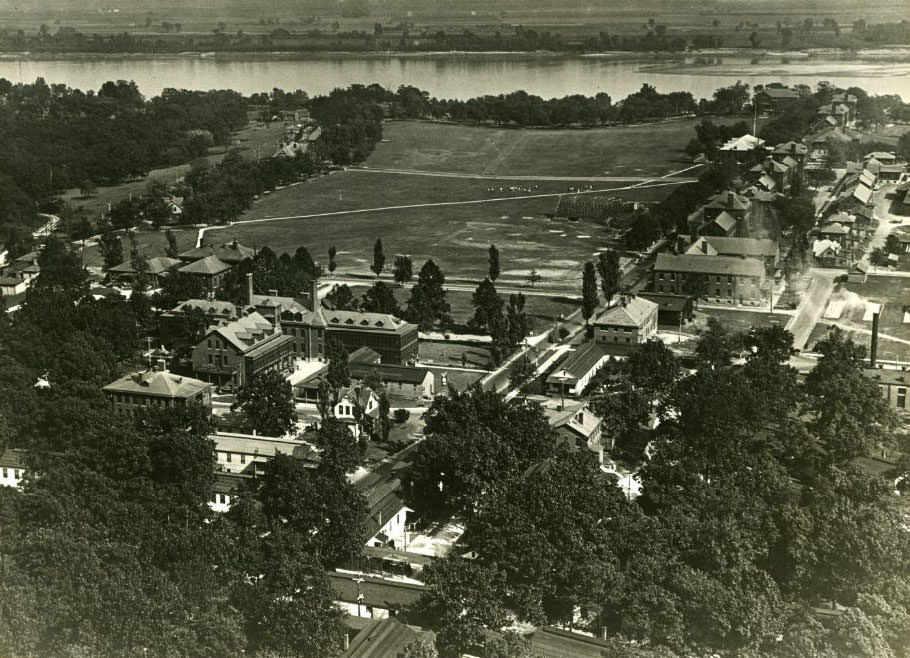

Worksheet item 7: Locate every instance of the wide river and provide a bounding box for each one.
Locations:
[1,52,910,100]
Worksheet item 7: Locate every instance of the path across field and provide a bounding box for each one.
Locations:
[349,165,700,183]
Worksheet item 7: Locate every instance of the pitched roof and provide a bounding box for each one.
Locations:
[548,405,603,441]
[654,253,765,277]
[179,241,254,264]
[0,448,25,469]
[545,342,610,383]
[109,256,182,275]
[250,292,325,327]
[173,298,240,319]
[709,210,738,233]
[349,346,382,364]
[102,369,211,399]
[758,174,776,190]
[638,292,692,312]
[819,222,849,235]
[773,141,808,155]
[688,236,779,259]
[208,311,277,352]
[807,126,852,144]
[864,368,910,387]
[705,190,751,212]
[593,296,657,328]
[343,618,434,658]
[212,432,316,461]
[851,184,873,205]
[719,133,765,152]
[360,477,412,541]
[865,151,896,161]
[812,239,841,257]
[178,255,233,276]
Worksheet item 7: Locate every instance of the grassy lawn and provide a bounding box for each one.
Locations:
[693,308,791,335]
[424,366,486,392]
[419,341,492,369]
[80,227,199,269]
[840,277,910,342]
[371,119,712,178]
[443,288,578,333]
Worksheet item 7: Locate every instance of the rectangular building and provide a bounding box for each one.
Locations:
[653,253,766,303]
[591,296,658,355]
[102,366,212,416]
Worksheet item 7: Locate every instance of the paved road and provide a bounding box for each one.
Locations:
[787,268,837,350]
[349,165,700,184]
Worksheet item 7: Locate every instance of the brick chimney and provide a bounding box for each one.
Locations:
[871,312,880,368]
[246,272,254,305]
[309,278,320,313]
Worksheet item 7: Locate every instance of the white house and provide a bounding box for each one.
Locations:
[0,449,26,488]
[334,386,381,437]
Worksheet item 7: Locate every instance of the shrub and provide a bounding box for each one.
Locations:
[393,408,410,423]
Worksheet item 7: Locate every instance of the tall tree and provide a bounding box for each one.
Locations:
[327,245,337,273]
[314,417,362,475]
[581,260,598,324]
[488,244,501,282]
[361,281,399,315]
[371,238,385,277]
[471,278,503,332]
[325,339,351,391]
[324,284,358,311]
[596,250,622,305]
[393,254,413,285]
[99,229,123,271]
[232,370,297,437]
[164,228,179,258]
[406,259,452,331]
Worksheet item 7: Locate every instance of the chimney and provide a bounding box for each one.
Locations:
[701,240,708,254]
[870,312,880,368]
[156,358,167,372]
[727,191,734,206]
[246,272,254,305]
[309,278,320,313]
[275,304,283,331]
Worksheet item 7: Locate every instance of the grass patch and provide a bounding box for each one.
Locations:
[419,341,492,369]
[694,308,791,335]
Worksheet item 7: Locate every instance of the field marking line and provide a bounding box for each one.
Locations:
[350,166,698,183]
[198,164,703,245]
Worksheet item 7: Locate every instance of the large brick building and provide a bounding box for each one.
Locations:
[653,253,766,303]
[102,366,212,416]
[192,311,295,388]
[591,296,658,355]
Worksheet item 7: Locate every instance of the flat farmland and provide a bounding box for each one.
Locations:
[370,119,712,178]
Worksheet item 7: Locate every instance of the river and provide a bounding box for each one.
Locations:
[1,52,910,100]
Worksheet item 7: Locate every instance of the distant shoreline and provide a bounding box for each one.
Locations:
[2,46,910,63]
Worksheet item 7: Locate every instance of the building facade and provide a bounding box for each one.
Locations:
[653,253,766,303]
[102,366,212,416]
[591,296,659,355]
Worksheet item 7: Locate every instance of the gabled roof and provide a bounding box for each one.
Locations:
[865,151,896,161]
[654,253,765,277]
[208,311,276,352]
[864,368,910,387]
[0,448,25,469]
[773,141,808,156]
[593,296,657,328]
[782,155,799,169]
[109,256,181,275]
[548,405,603,440]
[812,239,841,257]
[819,222,849,235]
[212,432,316,461]
[173,298,240,319]
[758,174,776,191]
[343,618,434,658]
[832,92,858,104]
[638,292,693,312]
[709,211,738,233]
[852,184,873,205]
[102,369,211,399]
[349,346,382,364]
[360,477,412,541]
[545,342,610,383]
[339,385,380,415]
[350,362,432,386]
[179,240,254,264]
[251,292,325,327]
[705,190,751,212]
[531,626,614,658]
[178,255,233,276]
[806,126,852,144]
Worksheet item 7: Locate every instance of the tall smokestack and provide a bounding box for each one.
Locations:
[246,272,254,306]
[871,312,880,368]
[310,279,320,313]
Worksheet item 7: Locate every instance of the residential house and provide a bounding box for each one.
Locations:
[772,141,808,169]
[591,296,659,355]
[102,365,212,416]
[684,235,780,272]
[864,368,910,415]
[805,127,854,169]
[0,273,29,297]
[329,572,424,620]
[334,386,382,438]
[865,151,898,166]
[342,618,435,658]
[718,133,765,164]
[879,164,905,183]
[548,404,606,464]
[208,472,253,513]
[653,253,766,303]
[0,449,26,489]
[178,255,234,293]
[817,102,852,129]
[848,261,869,283]
[108,255,181,287]
[192,311,295,388]
[812,239,847,268]
[164,195,184,220]
[831,92,858,121]
[545,341,611,398]
[638,292,695,326]
[690,190,753,237]
[818,222,859,253]
[361,477,413,550]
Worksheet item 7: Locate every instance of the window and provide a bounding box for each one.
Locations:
[715,276,721,283]
[659,273,664,280]
[208,354,213,365]
[240,454,246,464]
[727,276,733,283]
[625,338,630,343]
[898,387,907,409]
[226,453,232,463]
[715,288,721,296]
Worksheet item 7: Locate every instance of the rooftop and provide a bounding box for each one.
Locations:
[178,255,233,276]
[173,298,241,319]
[212,432,317,461]
[325,310,416,335]
[0,448,25,469]
[719,133,765,152]
[545,341,610,383]
[349,346,382,364]
[593,296,657,328]
[109,256,181,276]
[350,362,433,386]
[102,369,211,399]
[654,253,765,277]
[342,618,435,658]
[637,292,693,312]
[687,236,779,259]
[179,240,254,264]
[208,311,277,352]
[759,87,801,99]
[328,572,425,610]
[531,627,614,658]
[864,368,910,387]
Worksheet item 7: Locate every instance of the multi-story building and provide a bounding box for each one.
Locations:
[591,296,658,355]
[864,368,910,415]
[684,236,780,272]
[653,253,766,303]
[246,275,327,360]
[192,311,295,389]
[102,366,212,416]
[324,310,419,365]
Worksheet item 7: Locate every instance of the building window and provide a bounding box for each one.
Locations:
[898,387,907,409]
[226,453,232,463]
[715,276,720,282]
[207,339,213,349]
[727,276,733,283]
[240,454,246,464]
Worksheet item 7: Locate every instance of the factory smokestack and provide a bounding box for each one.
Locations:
[870,312,880,368]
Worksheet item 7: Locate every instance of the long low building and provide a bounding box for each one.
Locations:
[546,342,612,397]
[653,253,766,303]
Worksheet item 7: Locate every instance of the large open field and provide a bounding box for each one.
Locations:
[219,119,707,285]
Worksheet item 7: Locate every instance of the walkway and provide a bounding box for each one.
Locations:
[350,165,700,184]
[787,268,837,350]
